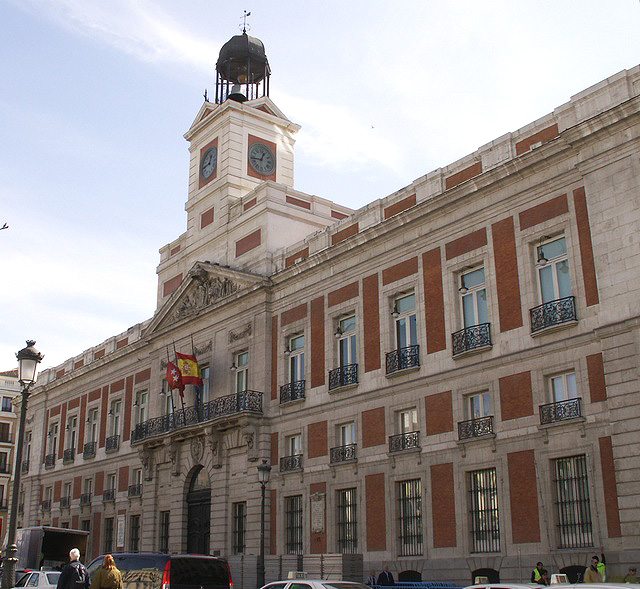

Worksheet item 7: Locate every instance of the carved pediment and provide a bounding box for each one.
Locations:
[146,262,267,335]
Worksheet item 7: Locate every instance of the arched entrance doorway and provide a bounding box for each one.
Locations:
[186,465,211,554]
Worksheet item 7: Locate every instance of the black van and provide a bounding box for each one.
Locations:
[87,553,232,589]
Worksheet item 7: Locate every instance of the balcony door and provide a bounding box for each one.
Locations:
[187,466,211,555]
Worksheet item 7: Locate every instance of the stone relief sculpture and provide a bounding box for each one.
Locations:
[138,448,154,481]
[171,274,240,323]
[243,426,258,462]
[207,429,223,469]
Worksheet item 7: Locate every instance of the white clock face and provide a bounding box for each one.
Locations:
[200,147,217,179]
[248,143,275,176]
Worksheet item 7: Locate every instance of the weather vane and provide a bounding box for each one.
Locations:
[240,10,251,34]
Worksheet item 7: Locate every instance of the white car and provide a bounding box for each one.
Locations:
[13,570,61,589]
[465,583,640,589]
[261,580,371,589]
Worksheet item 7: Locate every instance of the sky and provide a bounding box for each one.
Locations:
[1,0,639,372]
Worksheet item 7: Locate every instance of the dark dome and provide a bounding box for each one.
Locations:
[216,33,270,84]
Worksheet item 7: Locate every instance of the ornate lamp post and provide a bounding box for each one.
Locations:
[256,459,271,589]
[1,341,43,589]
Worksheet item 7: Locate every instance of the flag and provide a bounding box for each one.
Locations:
[176,352,203,386]
[166,361,184,398]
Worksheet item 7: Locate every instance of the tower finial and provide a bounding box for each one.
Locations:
[241,10,251,34]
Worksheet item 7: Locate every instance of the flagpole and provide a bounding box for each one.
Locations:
[173,342,186,413]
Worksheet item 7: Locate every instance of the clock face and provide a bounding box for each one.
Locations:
[200,147,217,179]
[248,143,276,176]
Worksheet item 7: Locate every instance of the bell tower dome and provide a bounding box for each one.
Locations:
[215,32,271,103]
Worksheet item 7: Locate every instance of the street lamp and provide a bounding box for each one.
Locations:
[256,459,271,589]
[1,341,43,589]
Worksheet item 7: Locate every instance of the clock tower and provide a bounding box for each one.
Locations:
[155,31,353,308]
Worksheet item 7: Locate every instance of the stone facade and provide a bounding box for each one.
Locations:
[18,53,640,587]
[0,369,20,540]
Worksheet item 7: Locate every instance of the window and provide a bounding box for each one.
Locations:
[234,351,249,393]
[48,423,59,455]
[81,519,90,532]
[337,316,357,367]
[285,495,303,554]
[135,391,148,425]
[550,372,577,402]
[537,236,571,303]
[286,434,302,457]
[87,409,98,443]
[337,422,356,446]
[468,468,500,553]
[159,511,170,553]
[553,455,592,548]
[200,365,210,405]
[104,518,114,553]
[397,479,422,556]
[232,502,246,554]
[467,392,491,419]
[394,293,417,349]
[397,408,418,434]
[336,488,357,554]
[67,416,78,450]
[129,514,141,552]
[162,381,174,415]
[0,452,8,473]
[110,400,122,436]
[1,397,12,412]
[25,432,31,462]
[83,478,93,498]
[288,334,305,383]
[460,267,488,327]
[0,485,5,507]
[0,423,10,443]
[107,473,116,492]
[64,482,72,501]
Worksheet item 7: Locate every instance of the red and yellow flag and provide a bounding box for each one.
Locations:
[166,361,184,398]
[176,352,202,386]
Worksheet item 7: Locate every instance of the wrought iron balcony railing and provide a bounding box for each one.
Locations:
[80,493,92,506]
[106,435,120,452]
[330,444,357,464]
[63,448,75,463]
[131,391,263,444]
[530,296,577,333]
[452,323,492,356]
[21,460,29,473]
[458,416,494,440]
[45,453,56,468]
[128,484,142,498]
[280,454,303,472]
[389,431,420,453]
[280,380,305,404]
[83,441,97,459]
[103,489,115,502]
[540,397,582,425]
[328,364,358,390]
[60,496,70,508]
[385,345,420,374]
[41,500,51,512]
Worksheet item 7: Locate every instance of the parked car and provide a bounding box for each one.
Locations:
[87,553,232,589]
[261,580,371,589]
[13,570,61,589]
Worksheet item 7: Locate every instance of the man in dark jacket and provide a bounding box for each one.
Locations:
[57,548,89,589]
[377,567,395,586]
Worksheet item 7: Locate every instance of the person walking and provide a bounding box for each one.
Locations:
[583,556,603,583]
[365,570,377,586]
[594,553,606,582]
[377,567,395,586]
[623,567,637,583]
[56,549,89,589]
[90,555,123,589]
[531,562,545,584]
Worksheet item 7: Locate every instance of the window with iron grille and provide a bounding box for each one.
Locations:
[159,511,170,553]
[232,502,246,554]
[285,495,303,555]
[468,468,500,553]
[553,455,593,548]
[336,488,357,554]
[129,514,141,552]
[397,479,422,556]
[104,518,114,553]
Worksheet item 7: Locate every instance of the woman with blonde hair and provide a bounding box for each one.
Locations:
[90,555,123,589]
